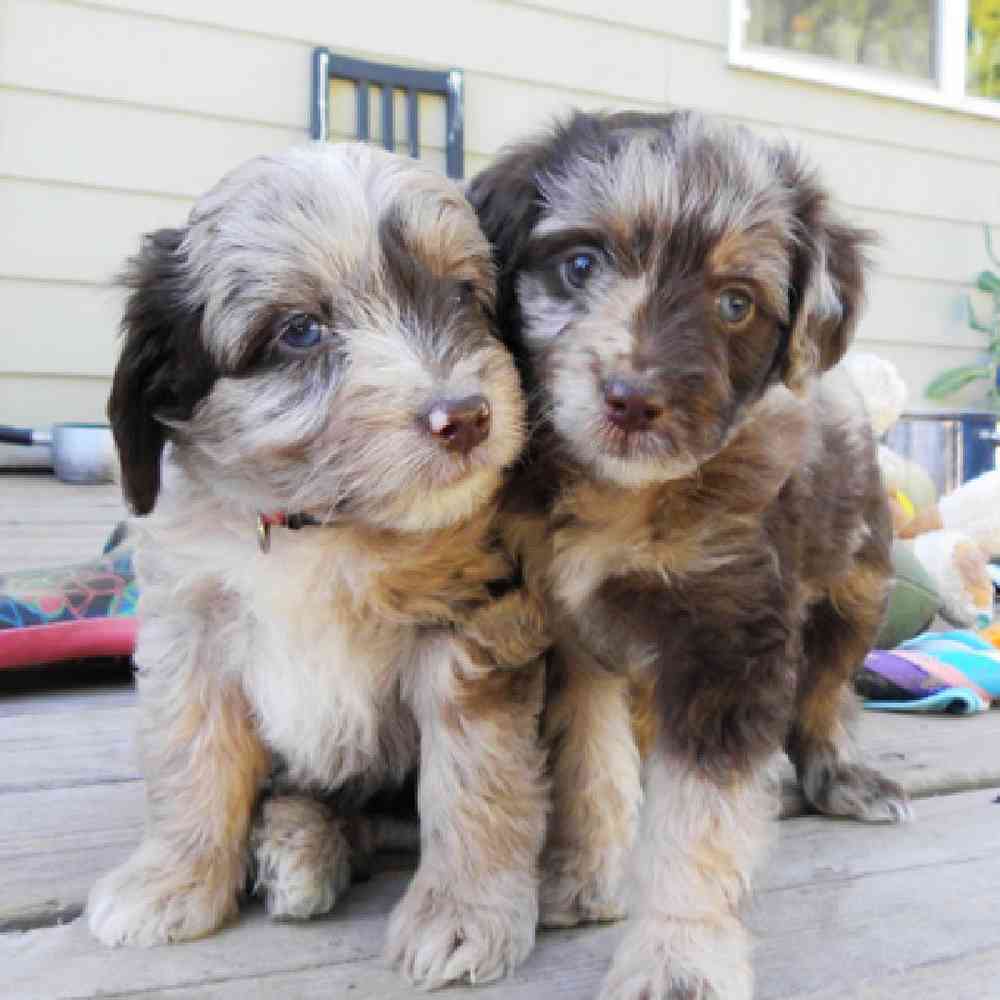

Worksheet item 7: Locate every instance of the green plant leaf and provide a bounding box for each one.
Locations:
[966,297,994,333]
[976,270,1000,294]
[985,224,1000,269]
[926,365,992,399]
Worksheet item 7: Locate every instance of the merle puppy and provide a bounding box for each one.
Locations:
[469,111,909,999]
[86,143,548,989]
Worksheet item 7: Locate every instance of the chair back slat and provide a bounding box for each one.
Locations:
[311,48,464,178]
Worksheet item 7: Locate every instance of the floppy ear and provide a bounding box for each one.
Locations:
[466,142,549,347]
[776,149,874,389]
[108,227,212,514]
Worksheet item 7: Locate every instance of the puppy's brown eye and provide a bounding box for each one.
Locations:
[455,280,479,307]
[280,314,328,350]
[562,251,600,291]
[718,289,755,326]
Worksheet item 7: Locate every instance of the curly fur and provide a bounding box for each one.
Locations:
[87,143,548,990]
[469,111,910,1000]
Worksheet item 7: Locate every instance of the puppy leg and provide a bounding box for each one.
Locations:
[386,644,547,988]
[788,555,911,824]
[250,793,422,919]
[599,749,773,1000]
[539,645,640,928]
[88,614,270,946]
[250,795,352,920]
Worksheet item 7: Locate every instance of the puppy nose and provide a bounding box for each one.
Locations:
[603,379,663,433]
[423,395,491,454]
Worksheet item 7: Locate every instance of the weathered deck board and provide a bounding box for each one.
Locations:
[791,946,1000,1000]
[0,677,135,718]
[779,709,1000,813]
[0,476,125,573]
[3,698,1000,965]
[4,475,1000,998]
[10,688,1000,800]
[0,706,138,793]
[4,684,1000,934]
[3,788,999,1000]
[0,783,143,931]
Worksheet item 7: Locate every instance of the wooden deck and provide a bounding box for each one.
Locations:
[3,475,1000,999]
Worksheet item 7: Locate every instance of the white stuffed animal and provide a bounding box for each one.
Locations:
[839,352,998,630]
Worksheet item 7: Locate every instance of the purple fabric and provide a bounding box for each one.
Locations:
[863,650,948,695]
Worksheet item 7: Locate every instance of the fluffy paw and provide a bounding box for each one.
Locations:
[804,762,913,824]
[87,845,237,947]
[599,917,752,1000]
[251,796,352,920]
[539,853,628,928]
[385,875,536,988]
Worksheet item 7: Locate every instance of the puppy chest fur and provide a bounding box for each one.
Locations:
[472,111,885,766]
[471,110,906,998]
[90,144,549,984]
[136,500,529,794]
[540,381,883,765]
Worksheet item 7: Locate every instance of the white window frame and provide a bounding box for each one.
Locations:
[728,0,1000,121]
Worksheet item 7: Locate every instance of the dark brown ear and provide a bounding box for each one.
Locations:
[467,111,677,354]
[466,141,550,352]
[775,148,874,388]
[108,228,215,514]
[467,114,618,348]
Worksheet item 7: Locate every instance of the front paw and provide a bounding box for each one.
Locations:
[804,762,913,824]
[599,916,752,1000]
[87,844,238,947]
[250,796,352,920]
[539,849,628,928]
[385,874,536,988]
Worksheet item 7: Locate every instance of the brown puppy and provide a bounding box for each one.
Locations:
[86,143,548,989]
[469,111,909,999]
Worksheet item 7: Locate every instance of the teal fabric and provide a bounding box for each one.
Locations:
[864,688,988,715]
[899,631,1000,697]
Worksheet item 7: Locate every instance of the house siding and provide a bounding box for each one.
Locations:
[2,0,996,427]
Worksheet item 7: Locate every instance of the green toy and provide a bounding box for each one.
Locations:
[876,540,941,650]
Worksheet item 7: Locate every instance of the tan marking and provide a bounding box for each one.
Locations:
[897,504,943,538]
[629,675,658,760]
[707,226,791,323]
[540,645,641,927]
[546,388,807,615]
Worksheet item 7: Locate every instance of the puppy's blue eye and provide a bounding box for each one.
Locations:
[562,251,599,290]
[718,289,755,326]
[280,315,327,350]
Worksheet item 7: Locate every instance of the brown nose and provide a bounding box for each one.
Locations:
[603,379,663,433]
[423,394,491,455]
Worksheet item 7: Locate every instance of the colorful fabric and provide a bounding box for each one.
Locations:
[0,551,138,669]
[982,621,1000,650]
[858,630,1000,715]
[899,631,1000,696]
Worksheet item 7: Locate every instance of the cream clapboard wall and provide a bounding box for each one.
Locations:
[2,0,999,428]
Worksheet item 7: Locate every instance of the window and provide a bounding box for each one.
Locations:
[729,1,1000,119]
[968,0,1000,99]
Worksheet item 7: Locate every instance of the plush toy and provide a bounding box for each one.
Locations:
[892,471,1000,629]
[839,350,907,437]
[877,445,938,533]
[839,352,998,636]
[901,469,1000,557]
[909,530,995,629]
[982,621,1000,649]
[874,539,940,649]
